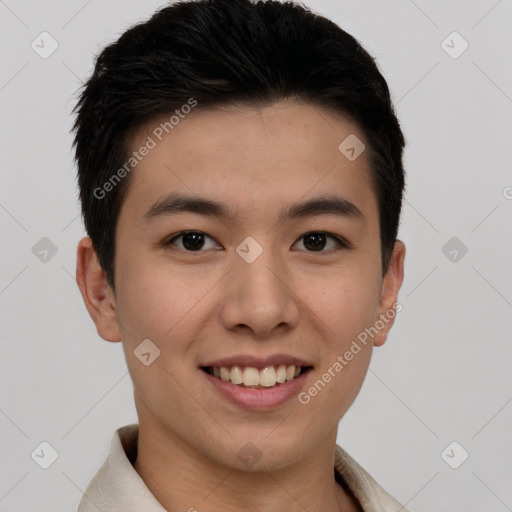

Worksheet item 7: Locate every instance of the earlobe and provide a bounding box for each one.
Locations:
[374,240,406,347]
[76,236,122,342]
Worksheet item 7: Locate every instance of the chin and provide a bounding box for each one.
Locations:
[216,433,308,473]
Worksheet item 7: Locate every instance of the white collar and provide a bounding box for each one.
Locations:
[78,424,407,511]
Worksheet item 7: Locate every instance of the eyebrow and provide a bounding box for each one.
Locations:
[143,192,365,225]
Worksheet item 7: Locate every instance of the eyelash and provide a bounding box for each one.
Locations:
[163,230,350,254]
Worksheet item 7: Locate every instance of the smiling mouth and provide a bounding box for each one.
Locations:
[201,364,313,389]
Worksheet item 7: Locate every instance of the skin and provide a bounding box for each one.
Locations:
[76,99,405,512]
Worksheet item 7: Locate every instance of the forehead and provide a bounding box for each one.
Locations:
[119,100,378,228]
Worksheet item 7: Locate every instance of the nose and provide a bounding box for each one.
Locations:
[219,245,300,339]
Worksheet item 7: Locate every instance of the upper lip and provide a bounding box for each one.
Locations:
[200,354,313,369]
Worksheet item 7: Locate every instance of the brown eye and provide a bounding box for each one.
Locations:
[166,231,219,252]
[293,232,348,252]
[303,233,327,251]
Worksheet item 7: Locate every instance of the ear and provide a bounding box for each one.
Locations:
[374,240,406,347]
[76,236,122,342]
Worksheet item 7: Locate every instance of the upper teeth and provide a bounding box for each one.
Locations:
[211,364,301,387]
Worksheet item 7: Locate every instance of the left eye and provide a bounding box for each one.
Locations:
[164,231,347,253]
[293,232,347,252]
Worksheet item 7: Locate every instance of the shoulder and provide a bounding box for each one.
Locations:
[334,444,409,512]
[78,424,166,512]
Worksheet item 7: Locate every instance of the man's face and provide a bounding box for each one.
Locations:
[97,100,403,470]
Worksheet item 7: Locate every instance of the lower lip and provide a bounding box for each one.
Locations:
[201,369,311,410]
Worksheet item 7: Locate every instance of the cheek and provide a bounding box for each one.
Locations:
[297,267,380,409]
[114,262,210,405]
[302,267,381,341]
[114,255,216,349]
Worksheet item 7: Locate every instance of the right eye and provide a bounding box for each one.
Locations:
[164,231,221,252]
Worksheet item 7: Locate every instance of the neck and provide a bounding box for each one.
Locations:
[132,419,361,512]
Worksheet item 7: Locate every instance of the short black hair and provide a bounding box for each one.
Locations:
[73,0,406,289]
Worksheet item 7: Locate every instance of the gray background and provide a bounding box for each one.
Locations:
[1,0,511,510]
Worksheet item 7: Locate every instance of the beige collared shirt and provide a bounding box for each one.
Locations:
[78,424,408,511]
